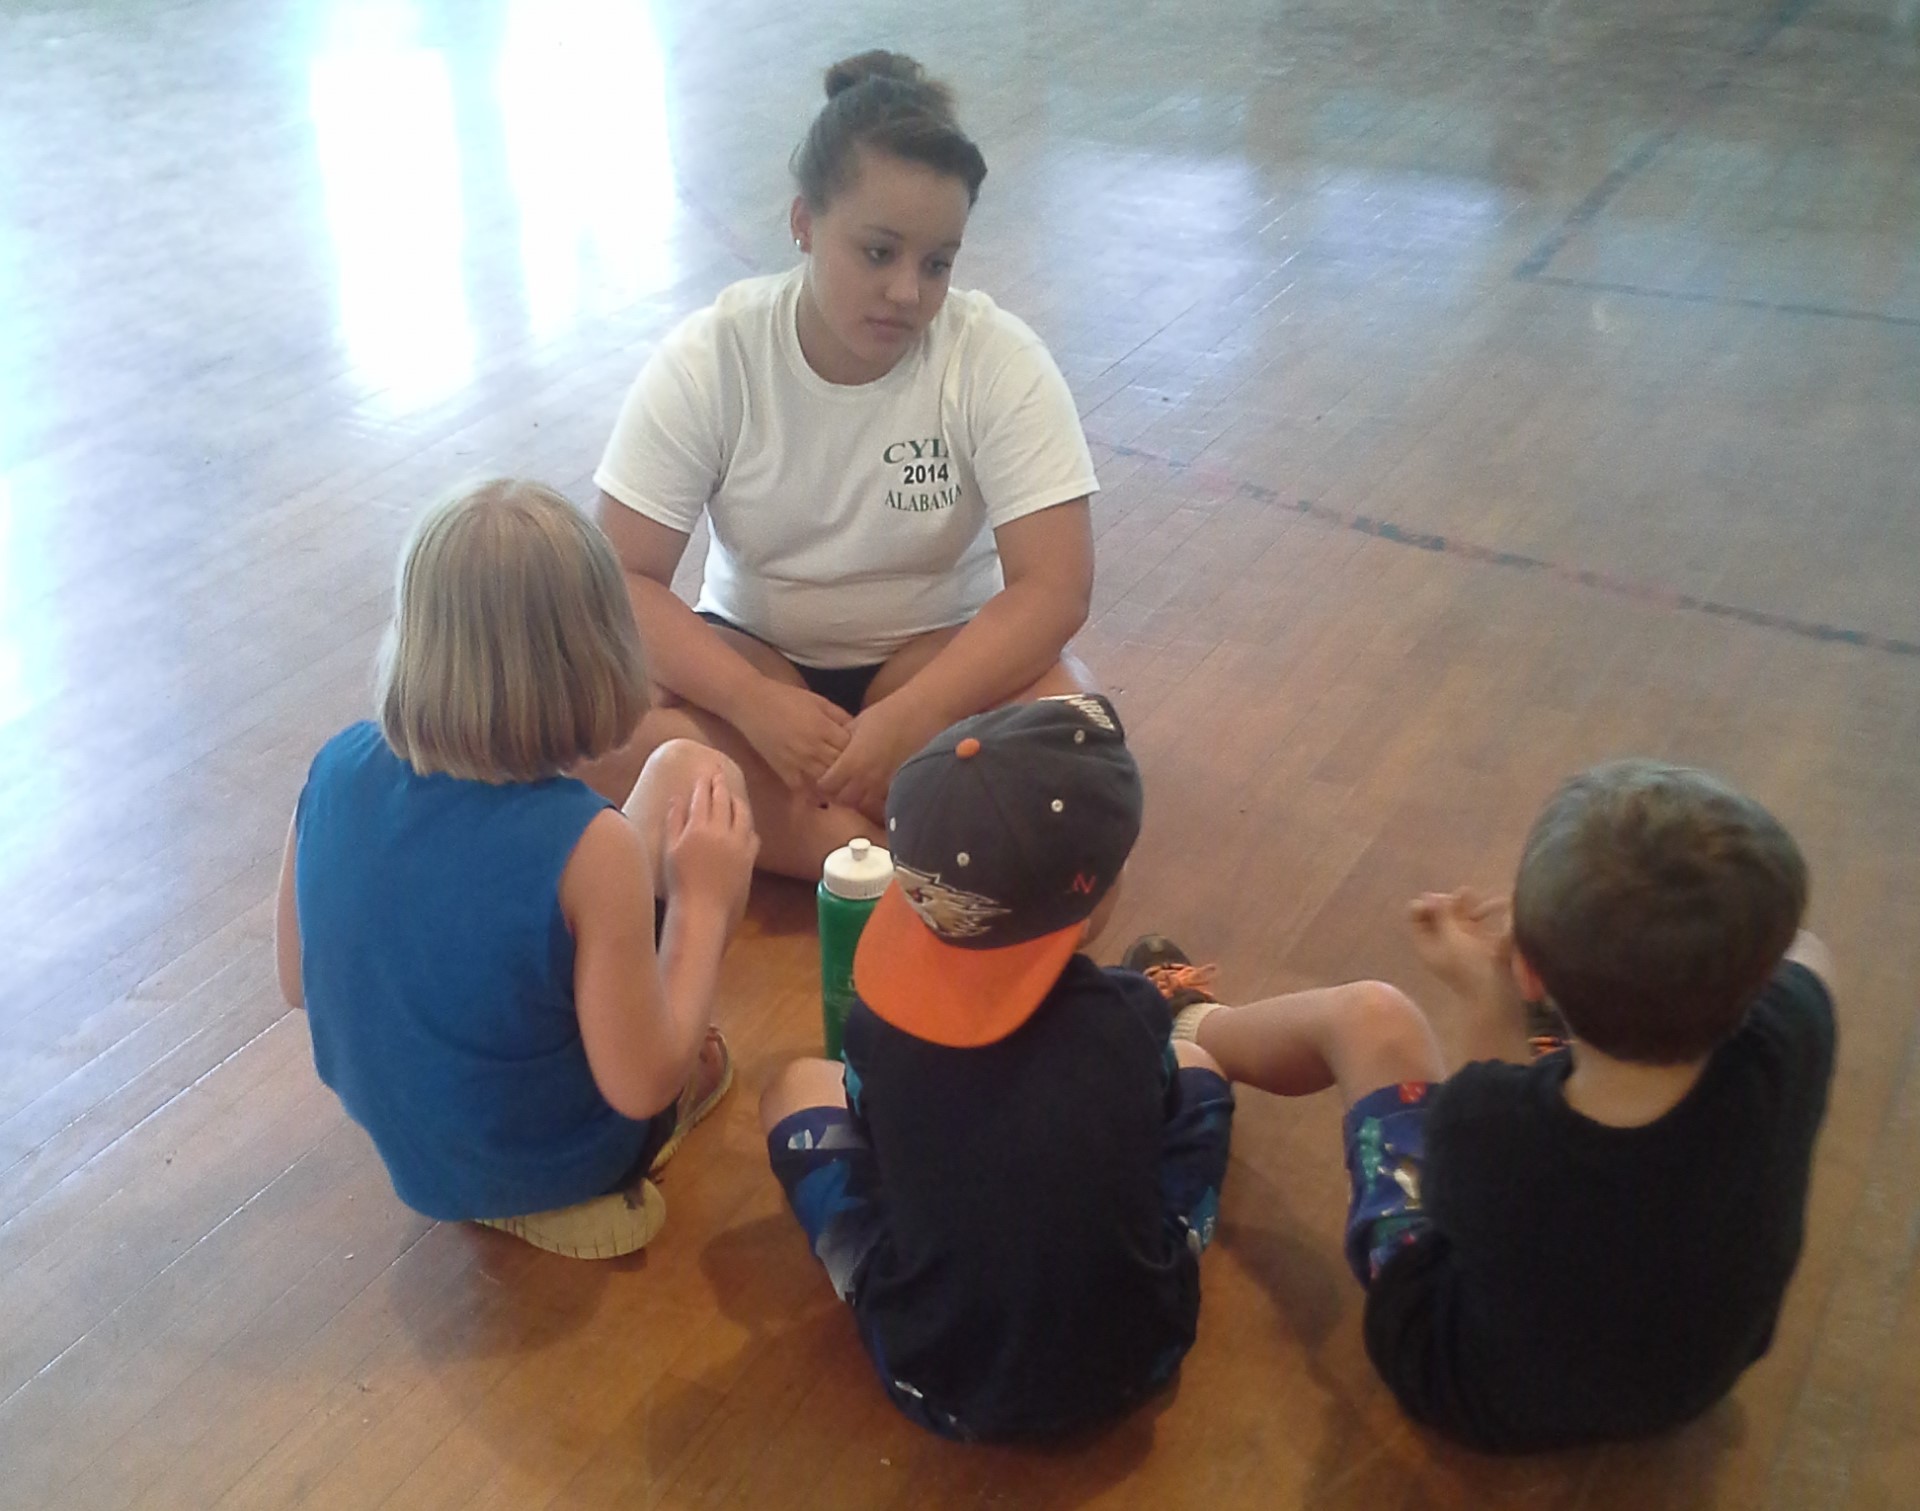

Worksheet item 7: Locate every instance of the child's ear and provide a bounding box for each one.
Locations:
[1080,883,1123,948]
[1511,948,1547,1004]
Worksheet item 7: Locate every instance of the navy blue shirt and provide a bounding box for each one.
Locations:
[294,722,655,1220]
[1365,961,1836,1451]
[841,955,1199,1439]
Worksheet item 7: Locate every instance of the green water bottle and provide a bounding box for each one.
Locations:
[818,838,894,1060]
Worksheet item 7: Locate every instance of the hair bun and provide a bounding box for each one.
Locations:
[794,51,982,210]
[824,50,945,107]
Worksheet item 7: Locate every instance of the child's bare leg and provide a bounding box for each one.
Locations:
[1171,1038,1225,1077]
[622,738,750,902]
[763,1058,882,1305]
[637,704,883,879]
[1193,980,1445,1106]
[760,1058,847,1135]
[1126,939,1442,1289]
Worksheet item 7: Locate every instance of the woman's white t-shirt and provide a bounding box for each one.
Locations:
[594,266,1099,668]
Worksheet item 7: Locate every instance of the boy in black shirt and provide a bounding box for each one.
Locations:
[760,695,1235,1441]
[1138,759,1835,1451]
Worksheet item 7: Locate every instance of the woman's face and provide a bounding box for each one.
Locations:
[791,147,972,385]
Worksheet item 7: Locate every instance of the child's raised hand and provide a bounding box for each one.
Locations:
[1409,888,1516,999]
[664,773,759,930]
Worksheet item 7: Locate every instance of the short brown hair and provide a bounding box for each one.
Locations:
[377,479,648,783]
[792,51,988,210]
[1512,760,1807,1064]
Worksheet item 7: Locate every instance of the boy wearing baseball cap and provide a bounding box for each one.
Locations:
[759,694,1236,1441]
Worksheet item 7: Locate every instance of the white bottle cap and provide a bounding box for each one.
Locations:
[821,837,894,900]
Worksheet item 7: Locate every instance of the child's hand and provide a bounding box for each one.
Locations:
[1409,888,1518,1002]
[664,773,759,930]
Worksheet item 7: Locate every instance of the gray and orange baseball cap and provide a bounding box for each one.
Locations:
[853,694,1143,1047]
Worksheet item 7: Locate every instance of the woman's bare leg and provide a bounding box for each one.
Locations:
[863,626,1097,708]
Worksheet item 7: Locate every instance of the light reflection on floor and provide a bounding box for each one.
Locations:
[0,480,45,730]
[309,5,475,411]
[306,0,680,412]
[498,0,679,342]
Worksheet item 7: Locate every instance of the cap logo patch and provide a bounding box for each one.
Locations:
[1070,871,1098,895]
[896,862,1010,940]
[1051,693,1117,732]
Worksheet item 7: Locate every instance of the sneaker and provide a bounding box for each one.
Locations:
[1122,935,1228,1043]
[477,1178,667,1260]
[1121,934,1221,1012]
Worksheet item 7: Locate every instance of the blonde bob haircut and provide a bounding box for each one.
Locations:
[377,479,649,783]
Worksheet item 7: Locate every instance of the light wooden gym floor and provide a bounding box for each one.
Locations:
[1,0,1915,1506]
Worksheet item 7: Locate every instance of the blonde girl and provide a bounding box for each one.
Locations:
[275,479,757,1257]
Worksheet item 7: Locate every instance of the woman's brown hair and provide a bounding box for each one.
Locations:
[791,51,987,209]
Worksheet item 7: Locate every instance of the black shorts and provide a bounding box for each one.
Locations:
[696,610,884,717]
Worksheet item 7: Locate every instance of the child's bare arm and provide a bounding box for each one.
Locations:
[1408,889,1532,1068]
[274,818,304,1010]
[565,777,756,1120]
[566,815,689,1118]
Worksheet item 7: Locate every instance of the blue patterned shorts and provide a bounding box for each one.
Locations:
[1342,1081,1436,1285]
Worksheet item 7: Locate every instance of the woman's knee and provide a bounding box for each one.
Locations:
[1015,653,1097,702]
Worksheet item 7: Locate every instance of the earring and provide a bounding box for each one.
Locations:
[794,237,805,251]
